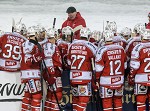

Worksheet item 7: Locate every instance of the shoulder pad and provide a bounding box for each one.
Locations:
[96,46,107,61]
[86,41,97,54]
[131,43,143,59]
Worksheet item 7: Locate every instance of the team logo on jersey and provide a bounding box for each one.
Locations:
[72,72,82,78]
[79,86,86,95]
[111,76,121,84]
[5,61,17,66]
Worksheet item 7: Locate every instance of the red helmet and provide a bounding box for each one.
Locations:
[148,12,150,17]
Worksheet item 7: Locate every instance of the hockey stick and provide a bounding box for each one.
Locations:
[53,18,56,28]
[91,58,103,111]
[19,17,23,23]
[12,18,15,32]
[30,38,63,111]
[145,23,147,28]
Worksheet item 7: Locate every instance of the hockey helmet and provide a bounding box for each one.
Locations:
[80,27,91,39]
[14,22,27,35]
[142,29,150,40]
[27,26,39,36]
[36,25,46,33]
[62,26,73,36]
[133,23,145,35]
[90,30,102,41]
[105,21,117,33]
[103,30,114,42]
[120,27,132,36]
[46,28,58,38]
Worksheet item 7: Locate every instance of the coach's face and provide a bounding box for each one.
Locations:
[68,12,77,20]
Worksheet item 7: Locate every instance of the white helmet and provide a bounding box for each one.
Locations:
[133,23,145,34]
[27,26,39,36]
[46,28,58,38]
[120,27,132,36]
[105,21,117,33]
[91,30,102,41]
[62,26,73,36]
[142,29,150,40]
[103,30,114,42]
[36,25,46,33]
[80,27,91,39]
[14,22,27,35]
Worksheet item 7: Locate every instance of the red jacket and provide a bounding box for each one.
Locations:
[62,12,86,40]
[146,23,150,29]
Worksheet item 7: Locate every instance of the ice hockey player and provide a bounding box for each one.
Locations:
[125,23,145,60]
[128,29,150,111]
[95,30,127,111]
[67,27,97,111]
[43,28,63,111]
[0,22,27,72]
[58,26,73,70]
[20,26,45,111]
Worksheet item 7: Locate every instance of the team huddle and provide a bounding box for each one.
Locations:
[0,9,150,111]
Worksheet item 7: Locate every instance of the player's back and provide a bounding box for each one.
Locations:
[0,32,27,71]
[68,40,97,84]
[96,44,126,89]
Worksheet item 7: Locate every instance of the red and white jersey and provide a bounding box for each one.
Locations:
[0,32,27,72]
[113,36,127,49]
[42,41,62,77]
[130,42,150,86]
[21,40,41,79]
[58,40,70,70]
[95,44,127,89]
[67,40,97,84]
[125,36,141,60]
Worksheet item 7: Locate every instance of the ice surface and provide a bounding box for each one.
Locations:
[0,0,149,32]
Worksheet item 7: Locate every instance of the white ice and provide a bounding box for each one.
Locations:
[0,0,149,32]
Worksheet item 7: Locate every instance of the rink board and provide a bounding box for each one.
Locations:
[0,71,24,111]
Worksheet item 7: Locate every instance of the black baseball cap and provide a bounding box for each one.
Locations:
[66,6,76,13]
